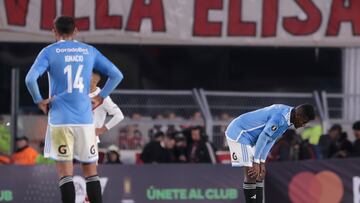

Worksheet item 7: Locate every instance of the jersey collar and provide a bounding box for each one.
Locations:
[89,87,101,98]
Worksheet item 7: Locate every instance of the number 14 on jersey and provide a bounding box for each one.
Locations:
[64,64,84,93]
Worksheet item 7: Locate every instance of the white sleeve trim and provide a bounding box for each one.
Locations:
[254,159,260,164]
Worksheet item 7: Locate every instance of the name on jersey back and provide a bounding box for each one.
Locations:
[65,55,83,62]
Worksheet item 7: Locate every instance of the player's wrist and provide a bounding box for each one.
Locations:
[253,159,260,164]
[103,125,109,131]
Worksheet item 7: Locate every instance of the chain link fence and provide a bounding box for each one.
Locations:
[199,90,320,149]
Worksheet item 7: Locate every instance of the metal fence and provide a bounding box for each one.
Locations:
[13,89,360,150]
[108,89,323,149]
[197,90,321,149]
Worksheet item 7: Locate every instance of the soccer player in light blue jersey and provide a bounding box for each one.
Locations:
[225,104,315,203]
[25,16,123,203]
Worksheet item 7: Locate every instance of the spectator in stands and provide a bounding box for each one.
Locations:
[105,145,122,164]
[0,152,10,164]
[298,139,317,160]
[164,134,177,162]
[0,116,10,154]
[166,112,182,135]
[332,132,352,158]
[351,121,360,157]
[181,111,204,129]
[174,133,188,163]
[140,132,173,163]
[148,114,167,141]
[301,116,323,157]
[11,136,39,165]
[118,113,144,149]
[269,129,300,161]
[186,126,217,163]
[219,113,233,149]
[35,141,55,164]
[318,124,342,159]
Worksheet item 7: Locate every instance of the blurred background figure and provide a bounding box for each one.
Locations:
[352,121,360,157]
[186,126,216,163]
[174,133,188,163]
[332,132,352,158]
[0,116,10,155]
[140,132,172,163]
[105,145,122,164]
[300,115,323,157]
[11,136,38,165]
[318,124,342,159]
[148,114,167,141]
[269,129,300,161]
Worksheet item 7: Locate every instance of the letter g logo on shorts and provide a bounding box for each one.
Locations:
[58,145,67,154]
[90,145,96,155]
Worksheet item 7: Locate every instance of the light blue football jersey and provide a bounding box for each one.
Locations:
[25,40,123,125]
[225,104,293,162]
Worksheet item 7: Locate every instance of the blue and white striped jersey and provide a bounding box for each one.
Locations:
[225,104,293,163]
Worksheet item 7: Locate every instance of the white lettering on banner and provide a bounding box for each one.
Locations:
[354,176,360,203]
[65,55,84,62]
[1,0,360,46]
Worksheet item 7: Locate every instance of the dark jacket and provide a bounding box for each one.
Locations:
[140,141,172,163]
[186,141,213,163]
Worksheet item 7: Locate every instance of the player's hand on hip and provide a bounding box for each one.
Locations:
[248,162,260,179]
[258,162,266,180]
[38,98,51,115]
[92,95,104,109]
[95,126,108,136]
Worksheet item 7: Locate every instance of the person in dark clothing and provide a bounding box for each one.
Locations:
[351,121,360,157]
[333,132,353,158]
[318,124,342,159]
[269,129,300,161]
[186,126,216,163]
[298,140,317,160]
[140,132,173,163]
[174,133,188,163]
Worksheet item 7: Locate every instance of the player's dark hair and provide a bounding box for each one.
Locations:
[54,16,75,35]
[298,104,315,120]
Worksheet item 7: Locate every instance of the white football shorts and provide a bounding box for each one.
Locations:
[44,125,98,163]
[226,138,254,167]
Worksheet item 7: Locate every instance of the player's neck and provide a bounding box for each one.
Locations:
[57,36,74,41]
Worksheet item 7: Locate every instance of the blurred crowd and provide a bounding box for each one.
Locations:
[268,120,360,161]
[1,112,360,165]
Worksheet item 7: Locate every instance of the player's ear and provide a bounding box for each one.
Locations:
[73,28,78,36]
[52,28,59,41]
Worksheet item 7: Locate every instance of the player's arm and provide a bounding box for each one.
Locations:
[93,48,123,100]
[25,49,49,104]
[103,97,124,130]
[259,139,277,163]
[96,97,124,135]
[253,115,282,164]
[25,49,51,114]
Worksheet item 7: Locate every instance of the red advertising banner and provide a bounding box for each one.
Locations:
[1,0,360,46]
[265,158,360,203]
